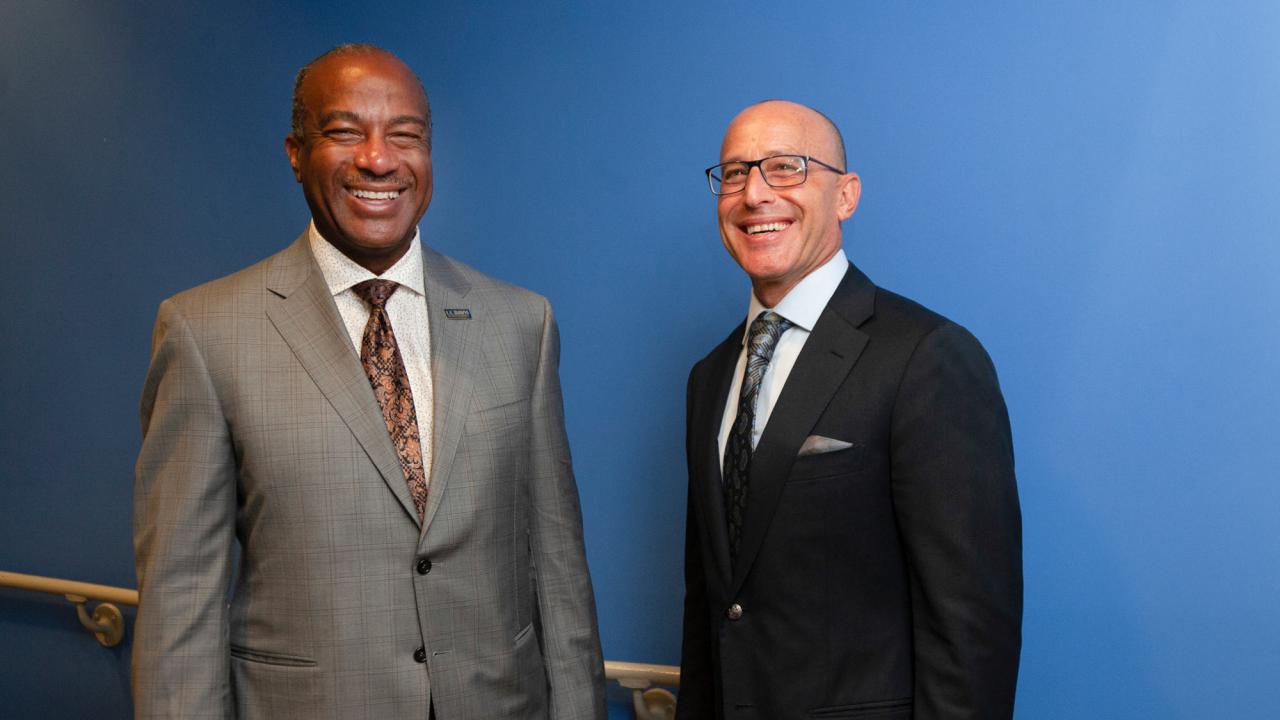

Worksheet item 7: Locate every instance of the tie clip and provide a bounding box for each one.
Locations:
[444,308,472,320]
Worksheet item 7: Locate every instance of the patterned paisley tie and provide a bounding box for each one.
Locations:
[354,279,428,521]
[723,311,793,564]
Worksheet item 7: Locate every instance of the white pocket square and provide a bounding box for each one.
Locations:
[797,435,854,457]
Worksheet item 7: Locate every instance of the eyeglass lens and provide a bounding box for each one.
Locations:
[712,155,808,193]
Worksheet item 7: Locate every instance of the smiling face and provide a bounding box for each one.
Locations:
[285,50,433,274]
[716,101,861,307]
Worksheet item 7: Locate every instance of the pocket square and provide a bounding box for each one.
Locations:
[797,435,855,457]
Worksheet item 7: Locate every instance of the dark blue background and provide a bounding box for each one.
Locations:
[2,2,1278,718]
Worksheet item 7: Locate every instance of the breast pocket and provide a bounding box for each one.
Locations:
[787,442,866,483]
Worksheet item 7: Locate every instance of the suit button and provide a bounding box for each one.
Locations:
[416,558,432,575]
[726,603,743,621]
[413,647,427,663]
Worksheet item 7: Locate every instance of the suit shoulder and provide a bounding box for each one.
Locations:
[871,286,952,334]
[869,286,996,376]
[869,286,987,345]
[429,251,551,324]
[161,246,286,315]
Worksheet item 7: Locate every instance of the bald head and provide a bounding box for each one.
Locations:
[722,100,846,170]
[714,99,861,307]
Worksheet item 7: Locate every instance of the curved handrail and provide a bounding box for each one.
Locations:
[0,570,135,646]
[0,569,679,687]
[0,571,139,605]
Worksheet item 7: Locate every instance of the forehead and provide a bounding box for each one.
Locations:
[720,103,833,161]
[303,54,427,119]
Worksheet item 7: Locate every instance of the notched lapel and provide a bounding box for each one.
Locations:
[420,247,478,535]
[730,265,875,593]
[264,234,421,526]
[690,324,744,588]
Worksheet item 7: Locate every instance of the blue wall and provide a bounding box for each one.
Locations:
[2,1,1278,717]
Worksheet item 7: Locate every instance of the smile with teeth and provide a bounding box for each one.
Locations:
[348,188,401,200]
[746,221,791,235]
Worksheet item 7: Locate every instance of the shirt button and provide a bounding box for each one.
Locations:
[726,603,743,621]
[413,647,427,663]
[416,558,432,575]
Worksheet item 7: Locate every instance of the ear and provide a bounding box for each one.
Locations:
[284,135,303,183]
[836,172,861,221]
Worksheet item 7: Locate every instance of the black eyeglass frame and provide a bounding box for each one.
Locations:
[704,154,847,196]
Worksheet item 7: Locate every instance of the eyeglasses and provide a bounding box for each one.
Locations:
[705,154,846,196]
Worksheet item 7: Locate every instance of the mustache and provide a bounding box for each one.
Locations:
[343,171,414,186]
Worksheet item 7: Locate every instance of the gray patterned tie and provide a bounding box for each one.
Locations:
[723,311,793,564]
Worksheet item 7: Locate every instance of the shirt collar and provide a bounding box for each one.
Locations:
[742,248,849,343]
[308,221,426,298]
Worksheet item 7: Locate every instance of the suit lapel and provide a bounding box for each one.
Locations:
[419,246,477,535]
[729,264,876,594]
[264,233,421,525]
[691,324,744,590]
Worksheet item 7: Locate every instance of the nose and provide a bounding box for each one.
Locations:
[354,133,399,176]
[742,165,776,206]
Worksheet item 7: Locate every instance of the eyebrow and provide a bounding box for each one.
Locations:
[317,111,427,129]
[317,110,361,127]
[387,115,428,129]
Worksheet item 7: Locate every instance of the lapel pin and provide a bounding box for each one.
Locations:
[443,308,472,320]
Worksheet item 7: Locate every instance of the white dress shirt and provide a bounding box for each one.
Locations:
[309,223,434,479]
[718,249,850,471]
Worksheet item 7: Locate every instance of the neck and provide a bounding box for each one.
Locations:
[346,246,409,276]
[751,245,843,307]
[751,280,793,309]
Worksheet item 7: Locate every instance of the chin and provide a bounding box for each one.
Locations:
[356,236,411,251]
[736,255,793,283]
[344,226,413,250]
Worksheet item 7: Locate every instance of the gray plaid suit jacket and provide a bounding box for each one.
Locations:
[133,232,606,719]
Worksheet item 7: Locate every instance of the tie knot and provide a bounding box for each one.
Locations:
[746,311,792,359]
[353,279,399,308]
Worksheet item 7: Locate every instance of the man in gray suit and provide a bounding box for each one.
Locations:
[133,44,606,719]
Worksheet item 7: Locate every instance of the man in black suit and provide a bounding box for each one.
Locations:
[677,100,1022,720]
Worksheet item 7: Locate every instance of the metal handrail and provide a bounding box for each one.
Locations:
[605,659,680,687]
[0,571,139,605]
[0,569,678,717]
[0,570,134,647]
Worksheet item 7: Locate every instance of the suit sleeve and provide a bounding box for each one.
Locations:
[676,368,715,720]
[890,322,1022,719]
[527,299,607,720]
[133,299,238,719]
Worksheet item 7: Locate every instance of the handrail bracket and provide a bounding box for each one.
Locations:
[65,593,125,647]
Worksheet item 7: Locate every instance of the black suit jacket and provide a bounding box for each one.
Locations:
[678,263,1022,720]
